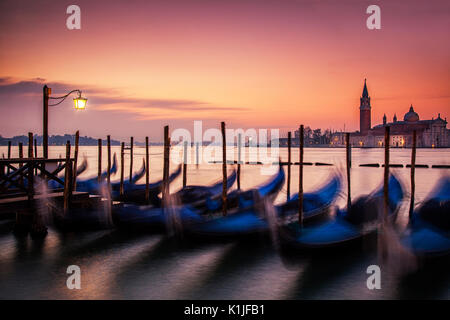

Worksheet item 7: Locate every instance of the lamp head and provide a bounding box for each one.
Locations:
[73,91,87,110]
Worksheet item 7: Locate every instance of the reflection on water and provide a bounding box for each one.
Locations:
[0,147,449,299]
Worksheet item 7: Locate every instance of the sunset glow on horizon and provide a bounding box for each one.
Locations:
[0,0,449,141]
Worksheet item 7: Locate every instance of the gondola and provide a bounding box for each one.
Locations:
[52,207,114,231]
[110,159,146,195]
[277,174,341,222]
[401,176,450,257]
[280,174,404,249]
[73,157,88,177]
[67,153,118,194]
[51,164,181,232]
[185,169,342,238]
[113,165,182,205]
[112,167,283,232]
[173,169,237,209]
[203,167,286,213]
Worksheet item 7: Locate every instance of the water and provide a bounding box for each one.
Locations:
[0,146,449,299]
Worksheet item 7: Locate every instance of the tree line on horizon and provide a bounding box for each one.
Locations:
[0,134,124,146]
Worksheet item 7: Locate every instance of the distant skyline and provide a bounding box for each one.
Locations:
[0,0,449,141]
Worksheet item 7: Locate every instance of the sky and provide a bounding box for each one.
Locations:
[0,0,449,142]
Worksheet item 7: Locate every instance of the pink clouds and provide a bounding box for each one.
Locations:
[0,0,448,140]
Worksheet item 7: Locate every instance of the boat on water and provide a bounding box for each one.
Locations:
[280,174,404,249]
[184,169,341,239]
[73,157,88,177]
[67,154,118,194]
[401,176,450,257]
[111,159,145,194]
[112,166,283,232]
[202,166,286,214]
[174,169,237,210]
[277,174,341,223]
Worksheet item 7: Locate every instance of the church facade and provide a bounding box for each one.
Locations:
[331,80,450,148]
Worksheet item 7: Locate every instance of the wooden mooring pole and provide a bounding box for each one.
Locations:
[409,130,417,218]
[34,138,38,175]
[18,143,23,186]
[287,132,291,200]
[195,142,199,169]
[63,141,72,212]
[129,136,134,183]
[28,133,34,195]
[145,136,150,204]
[346,133,351,210]
[237,133,242,190]
[183,141,188,188]
[120,142,125,196]
[221,122,227,216]
[28,132,33,158]
[298,125,304,226]
[27,140,34,201]
[162,126,170,205]
[98,138,102,183]
[107,135,111,188]
[7,141,11,174]
[383,126,390,224]
[72,130,79,190]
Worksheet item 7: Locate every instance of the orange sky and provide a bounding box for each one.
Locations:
[0,0,449,141]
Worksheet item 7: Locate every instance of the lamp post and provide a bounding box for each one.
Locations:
[43,85,87,158]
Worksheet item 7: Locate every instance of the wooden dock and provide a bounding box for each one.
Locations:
[0,191,93,213]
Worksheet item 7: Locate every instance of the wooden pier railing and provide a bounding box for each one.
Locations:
[0,157,75,201]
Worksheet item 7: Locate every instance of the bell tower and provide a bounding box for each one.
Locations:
[359,79,371,134]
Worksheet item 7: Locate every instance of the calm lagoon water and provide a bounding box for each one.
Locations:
[0,146,449,299]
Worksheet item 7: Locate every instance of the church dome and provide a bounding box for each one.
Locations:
[404,105,419,122]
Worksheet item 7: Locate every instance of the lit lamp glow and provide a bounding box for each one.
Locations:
[73,93,87,110]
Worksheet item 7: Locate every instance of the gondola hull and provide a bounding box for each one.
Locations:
[281,174,404,249]
[401,177,450,257]
[186,172,341,238]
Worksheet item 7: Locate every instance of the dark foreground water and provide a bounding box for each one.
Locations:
[0,147,449,299]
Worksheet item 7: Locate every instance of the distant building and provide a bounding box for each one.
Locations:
[331,80,449,148]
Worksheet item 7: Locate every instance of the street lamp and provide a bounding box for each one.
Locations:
[43,85,87,158]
